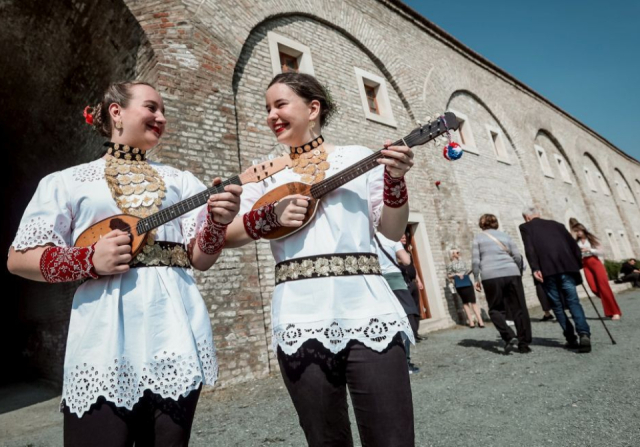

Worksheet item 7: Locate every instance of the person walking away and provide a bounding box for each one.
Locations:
[520,207,591,353]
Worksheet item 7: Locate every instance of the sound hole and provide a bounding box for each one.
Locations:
[109,218,129,232]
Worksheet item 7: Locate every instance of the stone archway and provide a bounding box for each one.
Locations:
[0,0,156,384]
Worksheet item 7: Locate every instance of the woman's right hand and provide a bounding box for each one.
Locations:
[93,230,132,275]
[457,273,465,279]
[275,195,310,227]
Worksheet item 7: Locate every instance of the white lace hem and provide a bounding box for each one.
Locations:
[61,338,218,417]
[273,314,415,355]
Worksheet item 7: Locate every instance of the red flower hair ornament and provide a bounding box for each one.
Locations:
[83,106,94,125]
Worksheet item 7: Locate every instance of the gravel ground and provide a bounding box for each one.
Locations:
[2,290,639,447]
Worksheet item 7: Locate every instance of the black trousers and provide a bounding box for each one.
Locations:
[622,272,640,286]
[482,275,532,348]
[277,336,415,447]
[63,387,201,447]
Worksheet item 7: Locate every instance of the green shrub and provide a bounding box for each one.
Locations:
[603,259,623,280]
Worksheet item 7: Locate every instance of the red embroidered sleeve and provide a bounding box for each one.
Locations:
[197,214,228,255]
[242,202,281,240]
[40,245,99,283]
[383,169,408,208]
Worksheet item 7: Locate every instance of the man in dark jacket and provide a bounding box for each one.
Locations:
[519,207,591,353]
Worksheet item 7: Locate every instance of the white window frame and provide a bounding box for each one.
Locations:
[447,109,478,154]
[534,145,554,178]
[354,67,397,128]
[619,231,634,258]
[485,125,509,164]
[267,32,315,76]
[554,154,572,184]
[584,167,597,192]
[595,171,609,196]
[606,229,622,260]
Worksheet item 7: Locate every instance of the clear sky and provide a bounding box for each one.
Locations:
[403,0,640,160]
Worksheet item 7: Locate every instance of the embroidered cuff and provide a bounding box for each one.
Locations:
[197,215,228,255]
[243,202,281,240]
[383,169,408,208]
[40,244,99,283]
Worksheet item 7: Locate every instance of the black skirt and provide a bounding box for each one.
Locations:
[456,286,476,304]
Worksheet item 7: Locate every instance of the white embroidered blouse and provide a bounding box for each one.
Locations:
[239,145,414,355]
[11,158,217,417]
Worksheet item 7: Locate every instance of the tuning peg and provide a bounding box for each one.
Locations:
[268,154,275,160]
[252,159,260,166]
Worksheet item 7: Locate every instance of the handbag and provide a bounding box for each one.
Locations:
[453,274,473,288]
[483,231,524,274]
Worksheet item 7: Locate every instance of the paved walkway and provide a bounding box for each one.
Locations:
[2,291,639,447]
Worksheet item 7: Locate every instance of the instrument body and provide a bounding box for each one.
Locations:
[75,214,147,257]
[252,113,460,240]
[74,156,292,253]
[252,182,319,240]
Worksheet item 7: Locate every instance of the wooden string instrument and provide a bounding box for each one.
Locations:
[253,112,460,240]
[74,156,292,256]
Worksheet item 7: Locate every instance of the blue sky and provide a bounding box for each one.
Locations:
[403,0,640,160]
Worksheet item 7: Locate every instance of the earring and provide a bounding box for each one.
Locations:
[308,120,315,130]
[115,121,123,130]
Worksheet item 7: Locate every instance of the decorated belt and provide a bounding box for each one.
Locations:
[131,241,190,268]
[275,252,381,285]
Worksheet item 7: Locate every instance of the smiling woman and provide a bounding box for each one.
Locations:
[6,81,243,446]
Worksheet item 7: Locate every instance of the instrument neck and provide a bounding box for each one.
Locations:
[309,139,404,199]
[136,175,242,234]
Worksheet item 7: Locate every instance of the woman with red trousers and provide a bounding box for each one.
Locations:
[571,220,621,319]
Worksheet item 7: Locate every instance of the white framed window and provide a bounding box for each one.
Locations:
[485,125,509,164]
[595,171,609,195]
[534,145,554,178]
[447,109,478,154]
[584,167,597,192]
[554,154,572,184]
[267,32,315,76]
[354,67,397,128]
[606,229,622,260]
[619,231,634,258]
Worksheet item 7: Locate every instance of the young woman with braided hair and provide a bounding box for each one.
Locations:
[225,72,416,446]
[7,81,242,446]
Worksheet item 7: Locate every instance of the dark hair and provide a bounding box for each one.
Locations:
[479,214,499,230]
[268,72,336,127]
[87,81,155,138]
[571,222,600,247]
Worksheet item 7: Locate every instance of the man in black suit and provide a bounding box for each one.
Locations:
[519,207,591,353]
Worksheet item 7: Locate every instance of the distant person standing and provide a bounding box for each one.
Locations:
[520,207,591,353]
[447,248,484,328]
[376,232,421,374]
[472,214,532,354]
[571,221,622,320]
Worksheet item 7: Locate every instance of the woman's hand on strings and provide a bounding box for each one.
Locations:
[379,139,414,178]
[207,177,243,225]
[275,195,310,227]
[93,230,132,275]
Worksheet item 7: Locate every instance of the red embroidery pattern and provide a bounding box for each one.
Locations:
[197,215,228,255]
[383,169,408,208]
[242,202,281,240]
[40,245,99,283]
